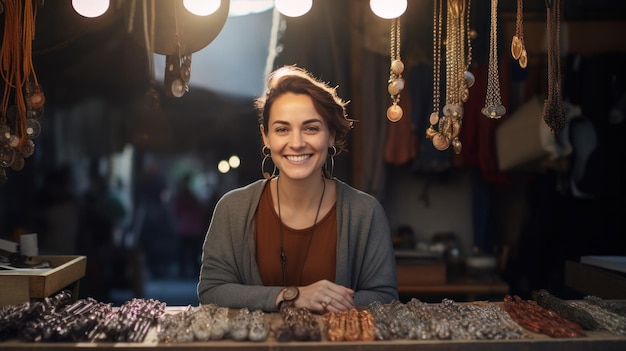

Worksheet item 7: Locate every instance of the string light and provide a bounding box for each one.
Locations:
[71,0,110,18]
[370,0,407,19]
[275,0,312,17]
[183,0,221,16]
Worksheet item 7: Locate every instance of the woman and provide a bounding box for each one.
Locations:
[198,65,398,313]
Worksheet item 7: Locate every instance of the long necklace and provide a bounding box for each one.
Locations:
[387,17,405,122]
[481,0,506,119]
[543,0,565,134]
[426,0,472,154]
[511,0,528,68]
[277,176,326,286]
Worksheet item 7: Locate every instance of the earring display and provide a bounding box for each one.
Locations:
[387,17,405,122]
[426,0,473,154]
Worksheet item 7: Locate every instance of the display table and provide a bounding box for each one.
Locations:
[2,305,625,350]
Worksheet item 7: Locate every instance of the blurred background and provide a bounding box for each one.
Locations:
[1,0,625,306]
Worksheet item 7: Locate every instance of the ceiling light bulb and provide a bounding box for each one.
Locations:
[184,0,221,16]
[275,0,312,17]
[370,0,407,19]
[72,0,110,18]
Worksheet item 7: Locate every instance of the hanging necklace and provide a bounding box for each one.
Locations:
[387,17,405,122]
[543,0,565,134]
[482,0,506,119]
[277,176,326,286]
[511,0,528,68]
[426,0,472,154]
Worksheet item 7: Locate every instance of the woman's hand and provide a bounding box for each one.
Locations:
[297,279,355,313]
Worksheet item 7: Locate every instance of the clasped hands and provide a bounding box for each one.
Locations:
[296,279,355,313]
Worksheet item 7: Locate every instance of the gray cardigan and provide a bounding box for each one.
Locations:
[197,178,398,311]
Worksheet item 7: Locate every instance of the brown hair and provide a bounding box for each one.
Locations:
[254,65,354,154]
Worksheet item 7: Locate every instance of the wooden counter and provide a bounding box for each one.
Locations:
[1,306,625,350]
[565,260,626,299]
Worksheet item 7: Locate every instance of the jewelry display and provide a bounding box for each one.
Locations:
[323,309,377,342]
[504,294,586,337]
[248,310,269,341]
[369,298,527,341]
[278,305,321,341]
[0,0,44,183]
[542,0,566,134]
[511,0,528,68]
[481,0,506,120]
[158,304,240,343]
[230,308,251,341]
[584,295,626,317]
[535,289,599,331]
[426,0,473,154]
[570,301,626,335]
[386,17,405,122]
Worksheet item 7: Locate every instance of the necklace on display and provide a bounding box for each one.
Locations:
[543,0,565,134]
[387,16,405,122]
[511,0,528,68]
[277,176,326,286]
[481,0,506,119]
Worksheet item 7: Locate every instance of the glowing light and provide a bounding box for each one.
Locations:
[369,0,407,19]
[275,0,312,17]
[218,160,230,173]
[184,0,221,16]
[72,0,110,18]
[228,155,241,168]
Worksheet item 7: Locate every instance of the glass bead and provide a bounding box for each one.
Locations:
[391,59,404,75]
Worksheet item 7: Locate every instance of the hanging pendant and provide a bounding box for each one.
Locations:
[432,133,450,151]
[464,71,475,88]
[429,112,440,125]
[387,103,403,122]
[452,137,462,154]
[511,35,523,60]
[518,47,528,68]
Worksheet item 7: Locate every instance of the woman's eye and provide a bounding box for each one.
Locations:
[305,126,320,132]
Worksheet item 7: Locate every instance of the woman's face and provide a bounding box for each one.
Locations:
[261,92,334,182]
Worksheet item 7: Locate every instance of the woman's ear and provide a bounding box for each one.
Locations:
[260,124,269,147]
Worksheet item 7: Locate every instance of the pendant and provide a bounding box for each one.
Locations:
[464,71,475,88]
[511,35,523,60]
[452,137,462,154]
[432,133,450,151]
[386,104,403,122]
[518,47,528,68]
[429,112,440,125]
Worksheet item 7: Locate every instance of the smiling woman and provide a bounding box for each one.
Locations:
[197,65,398,313]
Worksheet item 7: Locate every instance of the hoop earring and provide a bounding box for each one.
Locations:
[323,146,337,179]
[261,146,277,179]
